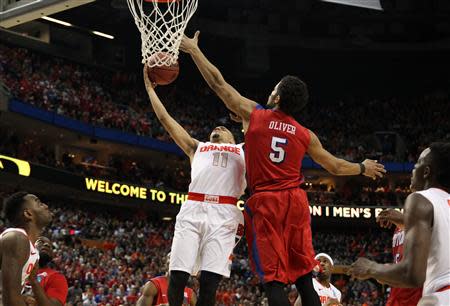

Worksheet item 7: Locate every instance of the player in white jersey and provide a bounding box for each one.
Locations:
[295,253,342,306]
[0,192,53,305]
[143,67,245,306]
[349,142,450,306]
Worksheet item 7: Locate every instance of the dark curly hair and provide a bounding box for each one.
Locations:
[429,142,450,189]
[2,191,29,226]
[277,75,309,120]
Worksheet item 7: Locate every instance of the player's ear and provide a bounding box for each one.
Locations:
[274,95,280,105]
[23,207,33,222]
[423,165,431,180]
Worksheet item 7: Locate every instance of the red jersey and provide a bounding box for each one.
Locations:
[36,267,69,305]
[245,106,310,193]
[386,228,422,306]
[150,276,193,306]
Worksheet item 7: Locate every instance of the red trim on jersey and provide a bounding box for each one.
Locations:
[437,285,450,293]
[188,192,237,205]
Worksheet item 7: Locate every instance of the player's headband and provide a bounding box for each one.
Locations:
[315,253,334,266]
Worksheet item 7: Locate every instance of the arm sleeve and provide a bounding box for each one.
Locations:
[45,273,69,305]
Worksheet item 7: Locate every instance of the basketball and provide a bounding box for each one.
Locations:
[146,52,179,85]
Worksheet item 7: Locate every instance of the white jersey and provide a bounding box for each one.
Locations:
[189,142,246,198]
[0,228,39,287]
[416,188,450,295]
[313,278,342,305]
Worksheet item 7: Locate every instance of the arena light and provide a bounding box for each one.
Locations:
[320,0,383,10]
[92,31,114,40]
[41,16,72,27]
[162,217,173,221]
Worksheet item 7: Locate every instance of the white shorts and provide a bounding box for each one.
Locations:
[418,291,450,306]
[169,200,244,277]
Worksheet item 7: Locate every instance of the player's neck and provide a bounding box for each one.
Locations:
[317,276,331,288]
[23,223,43,243]
[212,141,232,145]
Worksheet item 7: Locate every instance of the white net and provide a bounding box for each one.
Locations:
[127,0,198,67]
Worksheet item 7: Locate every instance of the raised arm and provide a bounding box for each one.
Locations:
[1,233,29,306]
[307,130,386,179]
[143,66,198,160]
[136,281,157,306]
[349,193,433,287]
[180,31,257,122]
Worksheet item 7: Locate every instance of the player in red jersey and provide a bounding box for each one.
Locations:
[376,209,422,306]
[180,32,386,306]
[23,236,69,306]
[138,276,196,306]
[137,254,197,306]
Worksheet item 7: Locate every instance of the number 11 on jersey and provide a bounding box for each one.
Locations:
[212,152,229,167]
[269,137,287,163]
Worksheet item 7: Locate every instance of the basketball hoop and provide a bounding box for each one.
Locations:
[127,0,198,67]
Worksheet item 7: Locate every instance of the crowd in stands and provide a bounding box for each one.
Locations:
[1,43,449,163]
[0,190,391,305]
[0,124,411,207]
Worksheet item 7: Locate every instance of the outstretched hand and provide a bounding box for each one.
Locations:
[376,208,404,229]
[143,66,157,91]
[180,31,200,54]
[348,257,375,281]
[23,295,37,306]
[362,159,386,180]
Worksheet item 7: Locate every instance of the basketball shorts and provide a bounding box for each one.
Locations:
[244,187,316,284]
[418,291,450,306]
[169,200,244,277]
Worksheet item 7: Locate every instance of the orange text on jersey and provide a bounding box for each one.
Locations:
[200,145,241,155]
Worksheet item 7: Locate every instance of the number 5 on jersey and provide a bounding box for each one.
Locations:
[269,137,287,163]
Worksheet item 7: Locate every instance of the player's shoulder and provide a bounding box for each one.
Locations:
[151,275,167,282]
[404,192,434,214]
[46,269,68,284]
[312,277,322,288]
[331,283,341,294]
[48,270,69,290]
[0,229,29,245]
[250,104,269,117]
[1,227,28,238]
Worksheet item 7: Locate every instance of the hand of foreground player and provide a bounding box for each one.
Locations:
[143,66,157,91]
[376,209,404,229]
[348,257,375,280]
[28,263,39,286]
[362,159,386,179]
[180,31,200,54]
[324,298,342,306]
[23,295,37,306]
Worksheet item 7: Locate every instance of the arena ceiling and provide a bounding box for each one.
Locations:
[3,0,447,45]
[0,0,95,28]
